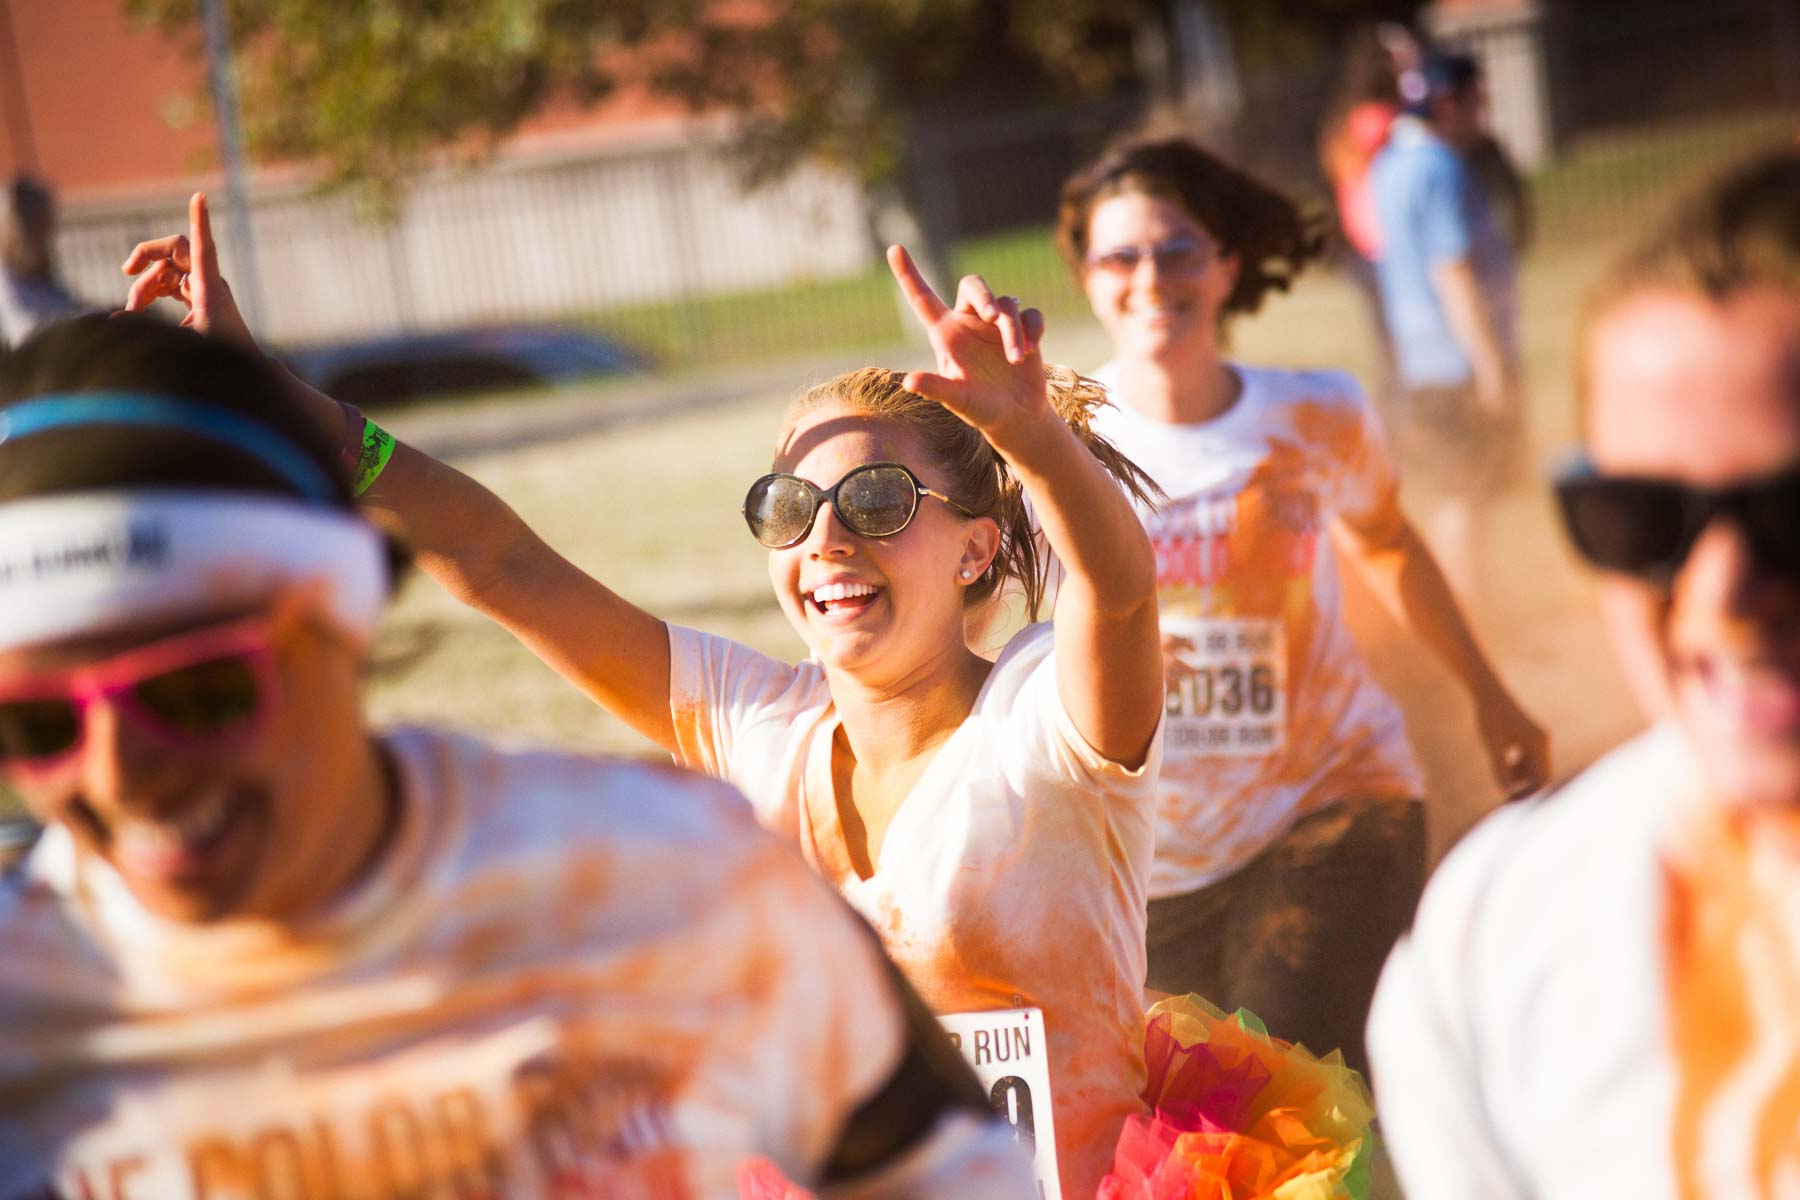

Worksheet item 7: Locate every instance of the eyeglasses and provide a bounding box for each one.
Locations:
[0,617,281,776]
[742,462,978,549]
[1085,235,1217,277]
[1553,455,1800,584]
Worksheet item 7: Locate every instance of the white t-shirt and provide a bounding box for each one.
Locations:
[0,729,1032,1199]
[1090,362,1425,897]
[1368,726,1694,1199]
[668,620,1159,1200]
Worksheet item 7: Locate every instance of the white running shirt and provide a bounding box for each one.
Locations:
[668,621,1159,1200]
[1090,362,1425,897]
[0,729,1032,1199]
[1368,726,1690,1199]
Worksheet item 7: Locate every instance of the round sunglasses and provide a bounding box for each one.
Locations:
[1084,234,1218,277]
[742,462,977,549]
[1553,455,1800,584]
[0,617,282,775]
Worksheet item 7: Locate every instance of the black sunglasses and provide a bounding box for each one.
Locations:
[1553,455,1800,584]
[742,462,977,549]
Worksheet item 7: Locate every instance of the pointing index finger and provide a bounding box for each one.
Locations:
[886,244,948,325]
[189,192,221,284]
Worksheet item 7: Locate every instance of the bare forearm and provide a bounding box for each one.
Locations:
[1337,518,1510,705]
[997,414,1161,765]
[365,445,677,748]
[997,416,1155,621]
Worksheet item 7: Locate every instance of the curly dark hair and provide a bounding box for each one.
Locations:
[1055,136,1326,324]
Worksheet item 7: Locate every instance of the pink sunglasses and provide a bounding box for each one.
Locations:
[0,617,282,776]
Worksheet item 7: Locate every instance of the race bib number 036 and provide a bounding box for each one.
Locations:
[1163,617,1287,757]
[937,1008,1060,1200]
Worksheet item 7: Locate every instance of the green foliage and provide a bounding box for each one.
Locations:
[127,0,1151,200]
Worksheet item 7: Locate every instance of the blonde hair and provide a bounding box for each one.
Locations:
[1580,148,1800,411]
[782,365,1159,621]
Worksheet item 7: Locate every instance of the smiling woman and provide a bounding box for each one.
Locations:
[1052,135,1546,1091]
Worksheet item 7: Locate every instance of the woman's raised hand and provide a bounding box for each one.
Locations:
[120,192,257,353]
[887,245,1051,446]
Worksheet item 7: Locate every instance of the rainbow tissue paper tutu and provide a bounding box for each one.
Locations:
[1099,995,1376,1200]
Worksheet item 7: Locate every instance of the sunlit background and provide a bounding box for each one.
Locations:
[3,0,1797,854]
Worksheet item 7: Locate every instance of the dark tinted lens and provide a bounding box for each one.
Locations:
[1743,475,1800,576]
[131,655,261,735]
[745,476,820,547]
[837,466,919,537]
[0,699,81,763]
[1089,247,1140,273]
[1557,476,1690,577]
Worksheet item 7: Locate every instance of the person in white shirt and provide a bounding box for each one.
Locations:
[1052,135,1545,1077]
[0,312,1034,1200]
[122,197,1166,1199]
[1368,147,1800,1197]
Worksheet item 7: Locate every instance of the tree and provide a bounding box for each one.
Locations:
[127,2,1144,193]
[127,0,1417,268]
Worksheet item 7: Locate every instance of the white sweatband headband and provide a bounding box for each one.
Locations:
[0,491,387,651]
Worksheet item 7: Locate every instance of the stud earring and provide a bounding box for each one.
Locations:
[959,569,972,580]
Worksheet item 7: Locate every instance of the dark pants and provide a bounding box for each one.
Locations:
[1144,796,1425,1079]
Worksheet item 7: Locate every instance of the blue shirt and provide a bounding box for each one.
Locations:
[1370,117,1517,389]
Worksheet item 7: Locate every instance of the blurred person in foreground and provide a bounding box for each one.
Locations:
[0,177,87,349]
[0,313,1032,1197]
[1369,148,1800,1197]
[1370,51,1524,598]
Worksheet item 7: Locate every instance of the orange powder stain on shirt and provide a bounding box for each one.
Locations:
[1663,808,1800,1198]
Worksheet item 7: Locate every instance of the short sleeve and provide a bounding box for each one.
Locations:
[1008,624,1164,793]
[1366,807,1536,1200]
[665,624,822,781]
[1415,151,1476,268]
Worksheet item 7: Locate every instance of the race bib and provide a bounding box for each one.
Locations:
[938,1008,1060,1200]
[1162,616,1287,757]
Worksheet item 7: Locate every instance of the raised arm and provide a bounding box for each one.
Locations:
[122,195,680,750]
[887,247,1161,767]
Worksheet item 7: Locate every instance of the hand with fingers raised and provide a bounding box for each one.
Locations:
[886,245,1053,452]
[120,193,257,353]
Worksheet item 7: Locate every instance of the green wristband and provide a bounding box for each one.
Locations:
[352,419,396,497]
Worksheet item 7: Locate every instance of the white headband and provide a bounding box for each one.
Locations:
[0,492,387,651]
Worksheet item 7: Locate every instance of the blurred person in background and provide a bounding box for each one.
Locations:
[1370,148,1800,1197]
[1053,135,1547,1080]
[1317,25,1404,397]
[124,197,1165,1200]
[1319,28,1531,427]
[0,177,87,349]
[1370,50,1525,598]
[0,312,1033,1198]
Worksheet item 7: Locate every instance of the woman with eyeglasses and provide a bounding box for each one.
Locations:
[1369,147,1800,1198]
[1053,135,1546,1076]
[123,200,1165,1198]
[0,313,1039,1197]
